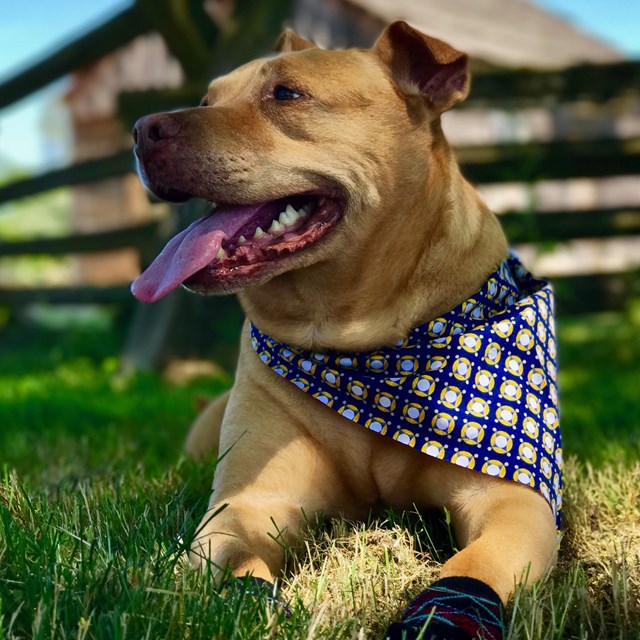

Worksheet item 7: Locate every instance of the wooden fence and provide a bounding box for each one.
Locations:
[0,2,639,366]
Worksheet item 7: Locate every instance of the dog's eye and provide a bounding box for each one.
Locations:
[273,85,302,101]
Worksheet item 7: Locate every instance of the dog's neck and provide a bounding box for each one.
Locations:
[239,131,508,352]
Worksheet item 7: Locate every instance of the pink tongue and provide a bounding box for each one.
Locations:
[131,205,261,303]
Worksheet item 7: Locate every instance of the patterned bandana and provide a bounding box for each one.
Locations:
[250,254,563,528]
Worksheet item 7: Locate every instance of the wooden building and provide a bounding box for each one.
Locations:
[292,0,621,67]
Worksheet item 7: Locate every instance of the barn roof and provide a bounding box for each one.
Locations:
[344,0,622,68]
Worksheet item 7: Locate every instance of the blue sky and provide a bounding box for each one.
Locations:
[0,1,130,171]
[0,0,639,171]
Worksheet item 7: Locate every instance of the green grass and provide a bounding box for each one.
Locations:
[1,306,639,639]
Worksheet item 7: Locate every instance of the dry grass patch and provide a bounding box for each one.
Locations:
[284,518,443,638]
[276,458,640,639]
[559,459,640,633]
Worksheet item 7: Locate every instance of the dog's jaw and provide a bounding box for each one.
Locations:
[183,195,344,295]
[131,193,345,302]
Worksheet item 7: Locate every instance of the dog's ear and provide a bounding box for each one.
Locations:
[374,21,470,112]
[274,28,316,53]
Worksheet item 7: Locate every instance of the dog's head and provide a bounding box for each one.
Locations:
[131,21,470,307]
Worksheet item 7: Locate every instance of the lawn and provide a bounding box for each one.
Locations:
[0,304,639,639]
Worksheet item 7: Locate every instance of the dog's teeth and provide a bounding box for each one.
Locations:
[279,205,302,227]
[297,207,307,217]
[216,247,227,259]
[238,235,247,244]
[269,219,284,233]
[253,226,264,239]
[286,204,300,220]
[279,209,297,227]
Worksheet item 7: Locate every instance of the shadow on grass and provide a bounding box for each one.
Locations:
[557,305,640,466]
[0,318,230,482]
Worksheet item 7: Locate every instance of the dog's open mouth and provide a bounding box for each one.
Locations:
[131,194,342,302]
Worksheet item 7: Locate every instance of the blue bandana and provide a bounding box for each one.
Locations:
[250,254,563,529]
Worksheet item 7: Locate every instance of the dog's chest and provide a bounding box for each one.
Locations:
[251,254,563,528]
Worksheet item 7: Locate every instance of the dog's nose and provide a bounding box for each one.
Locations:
[133,114,181,146]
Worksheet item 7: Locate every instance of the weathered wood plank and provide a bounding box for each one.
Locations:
[0,220,164,257]
[468,61,640,107]
[119,0,294,122]
[136,0,220,82]
[0,5,150,111]
[500,208,640,243]
[458,137,640,182]
[0,151,134,204]
[118,61,640,128]
[122,286,245,371]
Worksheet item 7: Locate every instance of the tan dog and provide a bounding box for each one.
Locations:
[132,22,558,637]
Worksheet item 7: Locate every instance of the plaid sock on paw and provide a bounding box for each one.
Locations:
[385,577,504,640]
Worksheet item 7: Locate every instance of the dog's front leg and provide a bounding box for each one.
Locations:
[189,330,359,583]
[189,418,321,581]
[189,415,350,582]
[184,390,230,460]
[388,470,557,640]
[440,478,558,602]
[189,490,305,582]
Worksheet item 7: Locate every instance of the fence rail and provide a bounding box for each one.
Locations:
[0,220,164,257]
[0,151,134,205]
[117,60,640,121]
[0,286,133,305]
[500,208,640,244]
[459,137,640,182]
[468,61,640,106]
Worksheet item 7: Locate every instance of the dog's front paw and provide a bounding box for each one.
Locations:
[227,576,293,618]
[384,577,504,640]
